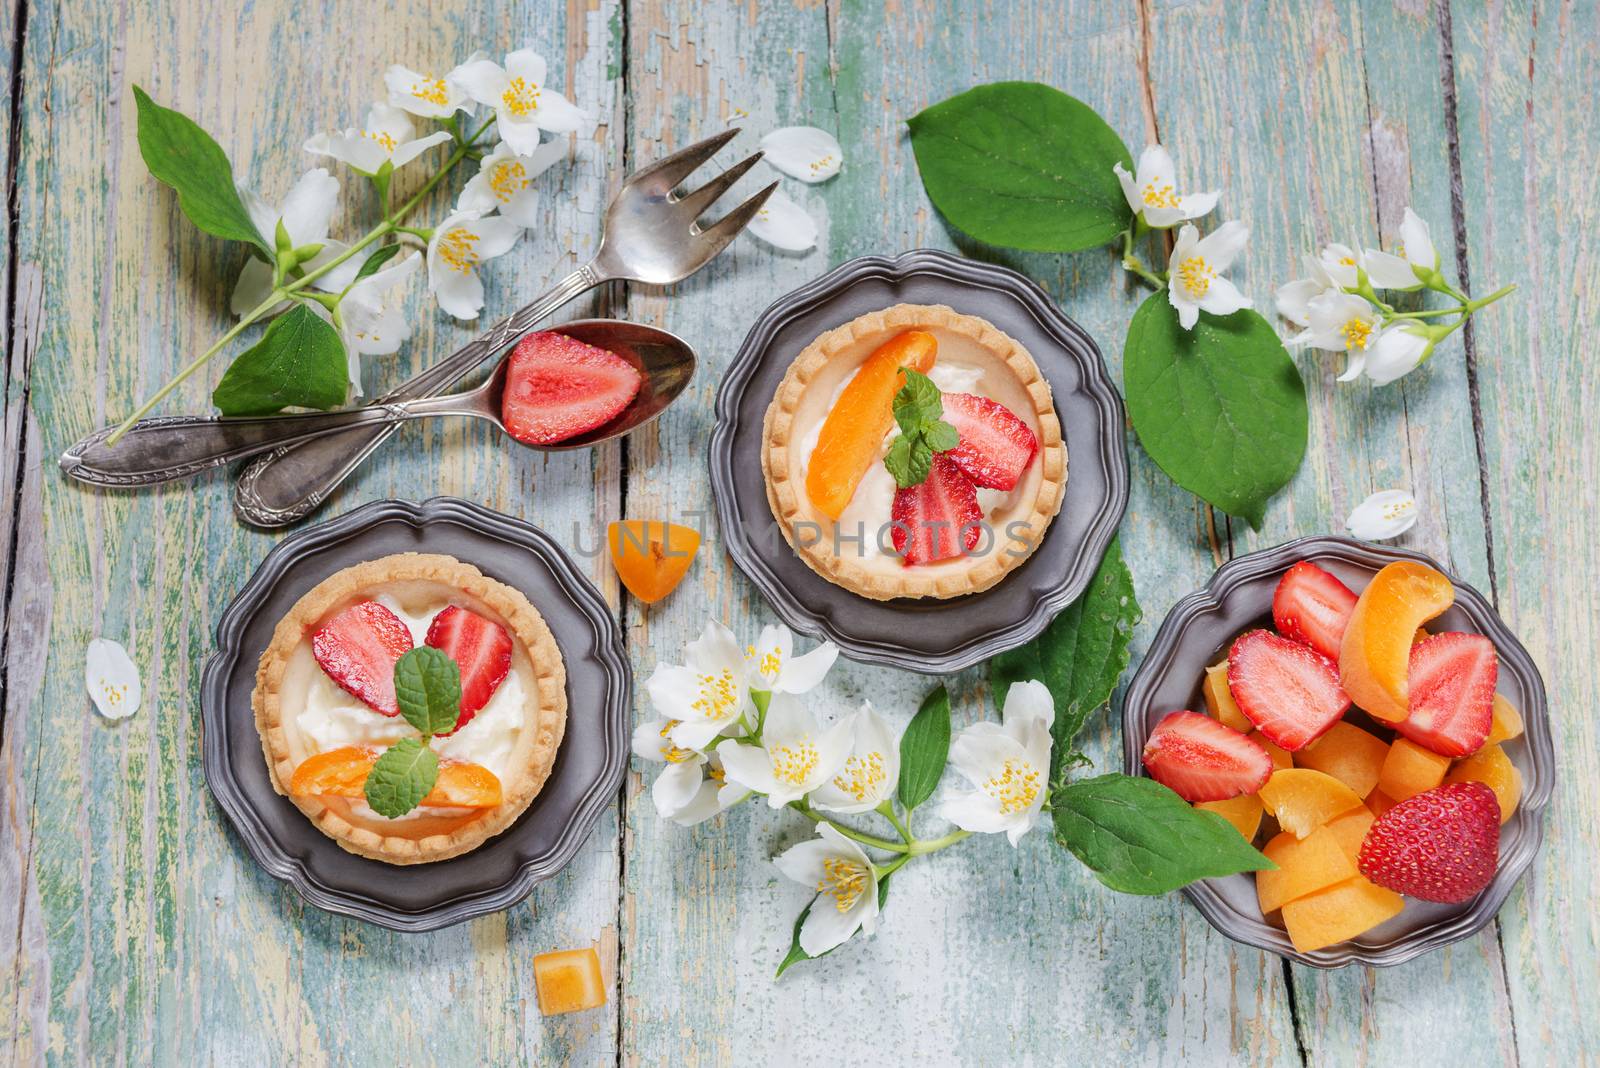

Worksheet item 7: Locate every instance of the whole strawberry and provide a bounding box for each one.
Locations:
[1357,782,1500,903]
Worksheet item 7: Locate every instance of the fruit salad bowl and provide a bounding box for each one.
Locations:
[1121,534,1553,968]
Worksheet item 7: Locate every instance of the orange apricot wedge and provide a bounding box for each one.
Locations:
[1281,876,1403,953]
[533,947,607,1015]
[1195,794,1265,842]
[1446,743,1522,823]
[1257,768,1365,839]
[608,521,701,603]
[1483,693,1525,748]
[806,330,938,519]
[288,746,503,808]
[1339,561,1455,722]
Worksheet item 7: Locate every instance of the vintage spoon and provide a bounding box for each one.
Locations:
[58,319,695,486]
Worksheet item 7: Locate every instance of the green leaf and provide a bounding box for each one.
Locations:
[1123,293,1308,529]
[924,419,959,453]
[363,738,441,819]
[896,685,952,811]
[132,86,271,256]
[775,876,892,978]
[1052,774,1274,895]
[989,536,1140,784]
[350,243,403,285]
[211,304,350,416]
[894,367,942,423]
[393,647,464,736]
[906,82,1133,252]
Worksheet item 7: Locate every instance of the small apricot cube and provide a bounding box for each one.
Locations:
[1295,721,1388,798]
[608,521,701,603]
[1339,561,1455,723]
[1203,661,1251,732]
[533,947,607,1016]
[1281,876,1405,953]
[1446,743,1522,823]
[1366,790,1400,818]
[1322,806,1376,862]
[1196,794,1265,842]
[1257,828,1358,913]
[1249,730,1294,770]
[1257,769,1365,839]
[1483,694,1525,748]
[1377,737,1451,802]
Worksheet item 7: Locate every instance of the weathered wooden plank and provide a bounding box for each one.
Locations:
[0,0,625,1062]
[1449,0,1600,1059]
[617,1,1298,1063]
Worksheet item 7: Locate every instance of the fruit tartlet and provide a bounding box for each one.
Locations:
[253,553,567,864]
[761,303,1066,600]
[1141,558,1525,954]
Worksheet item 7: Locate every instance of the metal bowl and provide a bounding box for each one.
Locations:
[709,248,1128,674]
[1121,534,1553,967]
[200,496,630,931]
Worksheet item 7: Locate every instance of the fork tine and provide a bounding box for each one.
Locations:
[674,151,764,218]
[690,180,779,258]
[628,128,742,194]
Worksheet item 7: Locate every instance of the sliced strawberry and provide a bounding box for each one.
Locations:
[1393,632,1497,757]
[939,392,1039,490]
[1227,629,1351,751]
[1272,560,1358,661]
[1357,781,1500,902]
[1141,710,1273,802]
[425,605,514,732]
[500,330,643,446]
[890,454,983,565]
[311,601,414,716]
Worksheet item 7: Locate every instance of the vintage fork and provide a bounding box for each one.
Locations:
[231,128,772,527]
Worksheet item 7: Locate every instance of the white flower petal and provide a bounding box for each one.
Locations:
[451,58,509,106]
[86,638,140,719]
[1134,143,1176,190]
[278,168,340,247]
[717,739,778,800]
[760,126,844,183]
[775,641,837,694]
[1364,324,1431,385]
[385,65,464,118]
[1174,189,1219,221]
[1194,220,1250,272]
[799,898,864,956]
[1318,242,1363,289]
[1169,284,1200,330]
[1336,350,1367,382]
[652,760,707,817]
[1113,160,1141,215]
[1001,681,1055,735]
[747,187,818,252]
[496,116,545,156]
[503,48,549,88]
[530,89,591,136]
[230,258,279,317]
[1399,206,1438,269]
[1345,489,1418,541]
[935,789,1020,836]
[430,266,485,320]
[1362,249,1421,291]
[670,779,729,826]
[1196,275,1252,317]
[1274,277,1325,327]
[390,129,454,169]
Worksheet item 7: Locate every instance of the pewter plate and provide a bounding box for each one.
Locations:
[1121,534,1554,968]
[709,248,1128,673]
[200,497,630,932]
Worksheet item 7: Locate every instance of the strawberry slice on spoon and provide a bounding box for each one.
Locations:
[311,600,415,716]
[939,392,1038,490]
[500,330,644,446]
[425,605,514,733]
[890,454,982,565]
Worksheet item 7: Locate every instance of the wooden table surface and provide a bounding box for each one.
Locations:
[1,0,1595,1064]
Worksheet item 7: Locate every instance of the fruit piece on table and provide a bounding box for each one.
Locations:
[1446,744,1522,824]
[1141,710,1273,802]
[939,391,1039,490]
[1323,806,1377,862]
[1394,632,1498,757]
[1295,721,1388,799]
[425,605,513,732]
[806,330,938,520]
[890,453,982,565]
[533,947,607,1016]
[1249,730,1294,770]
[608,520,702,603]
[1357,781,1500,903]
[1257,827,1359,913]
[1280,876,1405,953]
[1203,661,1252,732]
[1228,629,1351,751]
[1338,560,1456,723]
[312,600,415,716]
[1272,560,1359,661]
[1377,737,1451,802]
[1195,794,1265,842]
[1366,789,1400,819]
[288,747,503,808]
[500,330,644,446]
[1257,768,1365,839]
[1484,693,1525,748]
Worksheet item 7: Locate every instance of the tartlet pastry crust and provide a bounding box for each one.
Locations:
[253,552,567,865]
[761,303,1066,600]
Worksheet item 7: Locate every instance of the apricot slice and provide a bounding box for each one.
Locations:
[1257,827,1359,913]
[1257,768,1365,839]
[1446,743,1522,823]
[1203,662,1251,732]
[1323,806,1376,862]
[1366,790,1400,818]
[806,330,938,520]
[288,746,502,808]
[1376,737,1450,802]
[1280,876,1404,953]
[1339,561,1455,722]
[1483,694,1525,748]
[1249,730,1293,770]
[608,520,701,603]
[1195,794,1264,842]
[1295,721,1388,799]
[533,947,607,1015]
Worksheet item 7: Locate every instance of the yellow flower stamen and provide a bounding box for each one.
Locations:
[816,856,867,912]
[1177,255,1216,299]
[98,682,130,707]
[489,160,529,203]
[983,758,1041,815]
[437,227,481,274]
[689,669,739,723]
[411,77,450,107]
[501,76,541,118]
[808,154,836,177]
[1142,181,1180,209]
[1341,317,1374,351]
[1340,255,1357,267]
[363,130,398,154]
[832,751,887,803]
[769,737,819,786]
[657,720,694,763]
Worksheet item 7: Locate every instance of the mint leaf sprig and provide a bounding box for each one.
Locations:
[882,367,960,488]
[363,647,462,819]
